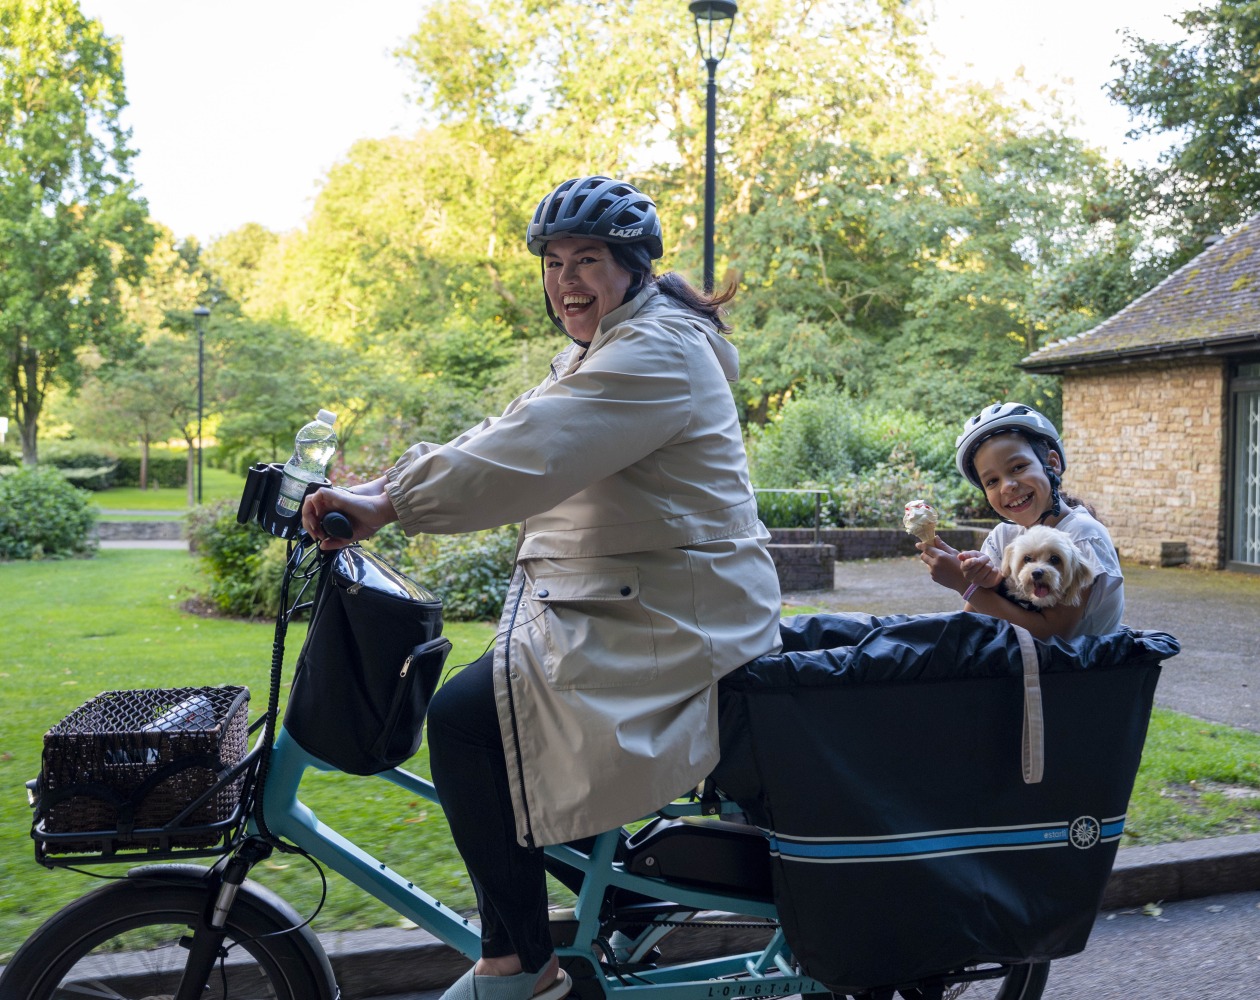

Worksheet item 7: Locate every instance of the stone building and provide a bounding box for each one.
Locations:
[1021,215,1260,573]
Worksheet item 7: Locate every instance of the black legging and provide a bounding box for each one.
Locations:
[426,651,553,973]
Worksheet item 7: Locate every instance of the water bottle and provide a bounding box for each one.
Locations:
[275,409,338,516]
[141,694,220,733]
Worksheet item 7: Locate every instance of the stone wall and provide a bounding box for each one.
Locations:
[94,520,185,541]
[1062,359,1227,568]
[764,527,991,590]
[766,543,836,590]
[771,527,988,561]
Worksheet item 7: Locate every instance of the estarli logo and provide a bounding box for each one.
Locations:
[1069,816,1101,849]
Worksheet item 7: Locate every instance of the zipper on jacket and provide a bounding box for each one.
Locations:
[502,572,536,849]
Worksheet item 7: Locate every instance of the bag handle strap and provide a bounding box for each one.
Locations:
[1014,624,1045,784]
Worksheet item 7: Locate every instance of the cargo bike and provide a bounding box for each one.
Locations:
[0,465,1178,1000]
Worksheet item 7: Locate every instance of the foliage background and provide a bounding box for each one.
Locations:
[11,0,1257,490]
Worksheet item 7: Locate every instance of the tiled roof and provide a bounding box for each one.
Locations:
[1021,213,1260,373]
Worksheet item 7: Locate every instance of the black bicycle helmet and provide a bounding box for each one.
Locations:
[956,403,1067,520]
[527,176,664,259]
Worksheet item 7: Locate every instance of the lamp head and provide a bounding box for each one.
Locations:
[689,0,737,20]
[690,0,737,62]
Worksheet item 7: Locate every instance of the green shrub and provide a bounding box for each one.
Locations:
[747,386,860,488]
[429,528,515,620]
[747,387,961,490]
[747,388,986,521]
[60,465,118,490]
[187,499,287,617]
[0,444,18,465]
[45,451,118,470]
[41,450,119,491]
[379,526,515,622]
[113,455,189,489]
[829,444,975,527]
[755,487,836,529]
[0,466,97,559]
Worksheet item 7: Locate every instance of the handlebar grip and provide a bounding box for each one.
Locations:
[321,511,353,540]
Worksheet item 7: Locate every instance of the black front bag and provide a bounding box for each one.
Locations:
[714,612,1178,994]
[284,545,451,775]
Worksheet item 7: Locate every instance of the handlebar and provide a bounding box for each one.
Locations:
[320,511,353,540]
[237,463,355,543]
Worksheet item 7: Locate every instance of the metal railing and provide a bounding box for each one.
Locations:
[753,488,830,545]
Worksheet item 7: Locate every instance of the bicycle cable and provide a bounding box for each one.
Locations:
[250,535,322,851]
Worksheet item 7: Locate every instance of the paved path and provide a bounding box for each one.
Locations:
[358,890,1260,1000]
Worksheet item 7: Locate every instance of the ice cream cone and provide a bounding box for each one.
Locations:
[903,499,939,545]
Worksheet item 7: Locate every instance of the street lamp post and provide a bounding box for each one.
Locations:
[193,306,210,504]
[689,0,737,294]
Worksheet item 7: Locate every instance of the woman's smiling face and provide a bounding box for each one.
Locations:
[972,433,1062,527]
[542,237,632,344]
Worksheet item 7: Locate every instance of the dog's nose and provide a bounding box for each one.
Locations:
[1031,569,1044,580]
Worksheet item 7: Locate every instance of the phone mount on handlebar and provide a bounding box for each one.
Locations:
[237,462,328,540]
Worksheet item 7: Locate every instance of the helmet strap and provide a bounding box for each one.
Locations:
[1038,467,1063,523]
[540,257,590,343]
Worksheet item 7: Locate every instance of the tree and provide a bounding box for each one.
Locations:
[61,225,212,492]
[1108,0,1260,252]
[70,335,193,489]
[202,222,279,311]
[0,0,156,464]
[236,0,1148,447]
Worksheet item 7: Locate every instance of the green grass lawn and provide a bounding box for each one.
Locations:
[89,466,246,513]
[0,557,1256,962]
[0,548,496,961]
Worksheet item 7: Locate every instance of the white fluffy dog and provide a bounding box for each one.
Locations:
[1001,524,1095,609]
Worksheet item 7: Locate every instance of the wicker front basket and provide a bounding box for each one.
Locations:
[35,686,250,857]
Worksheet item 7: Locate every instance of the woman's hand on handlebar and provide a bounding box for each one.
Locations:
[301,484,398,549]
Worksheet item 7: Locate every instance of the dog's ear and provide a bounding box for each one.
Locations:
[1000,540,1017,581]
[1059,543,1096,607]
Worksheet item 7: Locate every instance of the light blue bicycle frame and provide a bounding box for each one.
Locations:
[254,727,828,1000]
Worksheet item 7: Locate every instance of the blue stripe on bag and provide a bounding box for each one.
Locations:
[768,815,1126,863]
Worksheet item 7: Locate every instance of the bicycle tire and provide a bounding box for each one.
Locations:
[993,960,1050,1000]
[892,959,1050,1000]
[0,867,338,1000]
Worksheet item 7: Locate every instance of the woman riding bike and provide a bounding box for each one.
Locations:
[302,175,783,1000]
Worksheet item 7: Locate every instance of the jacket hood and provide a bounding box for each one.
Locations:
[588,284,740,383]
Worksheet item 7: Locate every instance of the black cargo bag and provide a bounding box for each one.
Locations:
[713,612,1178,994]
[284,545,451,775]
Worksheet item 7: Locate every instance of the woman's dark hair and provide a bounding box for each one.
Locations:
[606,242,735,333]
[655,273,735,334]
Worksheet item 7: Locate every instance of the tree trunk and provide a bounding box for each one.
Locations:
[17,351,41,465]
[19,417,38,466]
[139,434,150,490]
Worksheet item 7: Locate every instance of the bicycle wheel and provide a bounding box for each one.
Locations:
[0,873,338,1000]
[894,959,1050,1000]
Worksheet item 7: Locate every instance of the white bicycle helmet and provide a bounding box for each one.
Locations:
[955,403,1066,489]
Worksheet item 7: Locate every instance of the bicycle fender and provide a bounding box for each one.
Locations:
[121,862,340,997]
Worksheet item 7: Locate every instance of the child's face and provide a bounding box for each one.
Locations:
[972,434,1061,527]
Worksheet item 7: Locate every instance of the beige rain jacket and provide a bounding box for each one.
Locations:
[385,284,782,845]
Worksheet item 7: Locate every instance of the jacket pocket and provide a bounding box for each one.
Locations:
[530,567,659,690]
